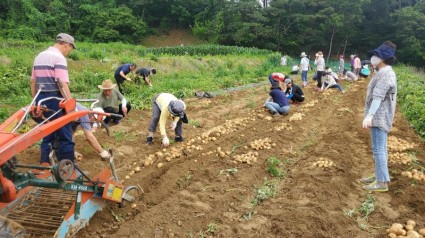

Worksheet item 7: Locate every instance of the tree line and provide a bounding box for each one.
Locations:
[0,0,424,66]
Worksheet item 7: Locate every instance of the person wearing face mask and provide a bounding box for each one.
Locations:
[359,41,397,192]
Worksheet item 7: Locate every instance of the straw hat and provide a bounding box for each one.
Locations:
[98,79,117,90]
[300,52,307,57]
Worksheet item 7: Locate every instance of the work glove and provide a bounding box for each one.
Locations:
[100,150,111,160]
[170,121,177,130]
[162,137,170,147]
[362,114,373,129]
[126,77,132,81]
[287,94,294,99]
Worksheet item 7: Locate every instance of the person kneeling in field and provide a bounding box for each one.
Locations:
[342,69,358,82]
[94,79,131,126]
[321,68,345,93]
[263,85,290,116]
[284,78,305,104]
[147,93,188,146]
[72,103,111,161]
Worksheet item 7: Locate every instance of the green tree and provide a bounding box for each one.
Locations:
[393,1,425,66]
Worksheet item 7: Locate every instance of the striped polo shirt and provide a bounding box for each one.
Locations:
[31,46,69,92]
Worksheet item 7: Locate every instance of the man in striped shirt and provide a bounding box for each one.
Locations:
[30,33,76,164]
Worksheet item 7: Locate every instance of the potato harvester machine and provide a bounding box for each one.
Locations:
[0,93,140,238]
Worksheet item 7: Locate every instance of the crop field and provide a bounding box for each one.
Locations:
[3,39,425,238]
[15,71,425,238]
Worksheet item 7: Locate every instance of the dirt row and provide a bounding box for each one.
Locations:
[19,75,425,238]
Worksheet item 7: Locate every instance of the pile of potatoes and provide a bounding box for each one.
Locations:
[401,169,425,182]
[303,99,318,108]
[232,151,259,164]
[215,147,231,158]
[388,136,417,152]
[182,144,203,153]
[312,158,335,168]
[264,116,273,121]
[199,117,252,143]
[274,123,292,131]
[249,138,275,151]
[389,152,412,165]
[124,162,142,180]
[289,112,305,121]
[386,220,425,238]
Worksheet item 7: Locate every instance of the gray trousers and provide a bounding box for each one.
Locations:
[148,95,182,137]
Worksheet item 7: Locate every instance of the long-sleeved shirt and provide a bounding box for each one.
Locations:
[364,65,397,133]
[269,89,290,107]
[321,75,338,90]
[315,57,325,71]
[155,93,183,136]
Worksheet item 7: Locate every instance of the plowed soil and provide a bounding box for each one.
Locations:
[18,75,425,238]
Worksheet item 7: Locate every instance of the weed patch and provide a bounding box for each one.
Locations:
[344,194,376,230]
[176,172,193,190]
[266,157,287,178]
[250,178,278,207]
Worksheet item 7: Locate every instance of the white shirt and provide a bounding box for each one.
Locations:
[315,57,325,71]
[300,57,309,71]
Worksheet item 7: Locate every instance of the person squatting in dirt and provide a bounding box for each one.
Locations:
[30,33,76,164]
[360,41,397,192]
[147,93,188,146]
[320,68,345,93]
[71,103,111,161]
[283,78,305,104]
[268,72,287,89]
[135,67,156,87]
[290,64,299,75]
[263,85,291,116]
[114,63,137,94]
[94,79,131,126]
[341,69,358,82]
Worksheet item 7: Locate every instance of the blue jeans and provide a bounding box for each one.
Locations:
[324,83,344,92]
[301,70,308,83]
[265,102,290,114]
[371,127,390,182]
[36,92,75,163]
